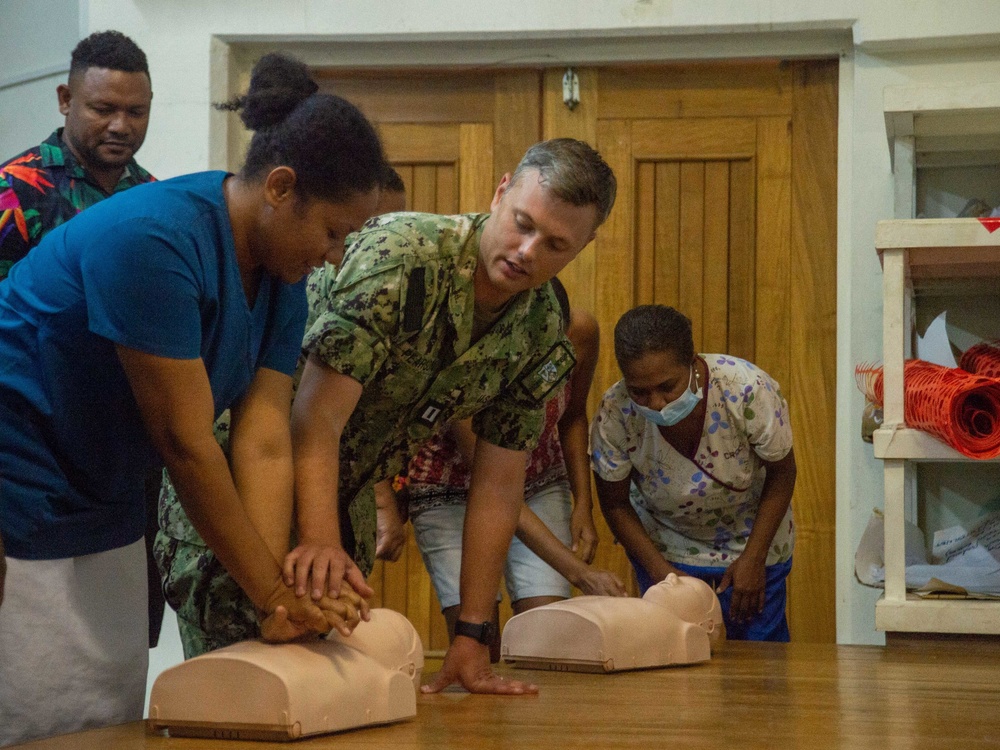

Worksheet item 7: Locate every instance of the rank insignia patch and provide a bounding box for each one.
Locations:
[416,400,445,428]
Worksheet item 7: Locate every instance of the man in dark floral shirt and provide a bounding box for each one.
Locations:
[0,29,154,280]
[0,29,159,649]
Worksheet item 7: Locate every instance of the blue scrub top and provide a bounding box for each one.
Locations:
[0,171,307,560]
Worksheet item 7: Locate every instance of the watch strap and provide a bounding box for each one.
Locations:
[454,619,496,644]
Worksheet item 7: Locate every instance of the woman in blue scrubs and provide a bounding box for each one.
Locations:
[0,53,386,747]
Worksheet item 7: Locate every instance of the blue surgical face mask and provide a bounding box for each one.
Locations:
[632,365,702,427]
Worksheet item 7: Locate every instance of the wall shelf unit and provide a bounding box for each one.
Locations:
[885,82,1000,219]
[874,217,1000,635]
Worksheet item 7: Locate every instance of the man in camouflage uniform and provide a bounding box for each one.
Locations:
[157,139,616,695]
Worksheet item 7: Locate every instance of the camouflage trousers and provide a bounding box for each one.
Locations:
[152,532,260,659]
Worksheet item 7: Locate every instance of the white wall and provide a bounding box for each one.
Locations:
[62,0,1000,691]
[0,0,81,156]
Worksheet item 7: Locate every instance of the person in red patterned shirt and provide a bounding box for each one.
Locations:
[376,278,625,660]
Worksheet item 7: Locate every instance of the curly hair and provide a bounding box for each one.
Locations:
[216,53,387,203]
[70,30,149,81]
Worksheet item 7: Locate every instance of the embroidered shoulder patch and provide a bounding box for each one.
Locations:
[518,341,576,403]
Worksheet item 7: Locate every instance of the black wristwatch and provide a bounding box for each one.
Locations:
[454,619,497,645]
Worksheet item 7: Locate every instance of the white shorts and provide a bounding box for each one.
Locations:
[0,539,148,747]
[411,479,573,610]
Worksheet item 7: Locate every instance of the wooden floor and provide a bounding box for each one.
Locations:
[17,640,1000,749]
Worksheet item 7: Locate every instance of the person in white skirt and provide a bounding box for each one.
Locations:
[0,52,386,746]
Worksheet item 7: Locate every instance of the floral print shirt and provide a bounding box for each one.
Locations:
[0,129,154,279]
[591,354,794,568]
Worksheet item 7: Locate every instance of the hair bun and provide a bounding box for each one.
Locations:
[227,53,319,131]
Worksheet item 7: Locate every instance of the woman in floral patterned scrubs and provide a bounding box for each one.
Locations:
[591,305,796,641]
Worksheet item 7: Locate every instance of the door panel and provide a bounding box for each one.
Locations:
[702,160,732,355]
[631,117,756,158]
[312,74,540,652]
[785,61,838,640]
[599,117,762,389]
[316,69,540,182]
[728,159,758,363]
[754,116,794,392]
[596,63,794,120]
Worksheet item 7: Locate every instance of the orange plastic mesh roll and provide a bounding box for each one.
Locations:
[854,359,1000,459]
[960,341,1000,379]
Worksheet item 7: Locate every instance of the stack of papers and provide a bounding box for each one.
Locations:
[855,508,1000,598]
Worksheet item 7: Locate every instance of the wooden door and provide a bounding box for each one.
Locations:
[311,61,838,645]
[313,70,541,652]
[546,62,838,642]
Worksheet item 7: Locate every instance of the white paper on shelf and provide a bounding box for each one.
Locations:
[854,508,1000,595]
[915,310,958,369]
[932,511,1000,565]
[854,508,927,586]
[906,564,1000,594]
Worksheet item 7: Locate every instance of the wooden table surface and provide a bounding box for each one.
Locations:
[15,640,1000,749]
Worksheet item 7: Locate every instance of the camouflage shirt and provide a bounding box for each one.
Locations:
[303,211,574,574]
